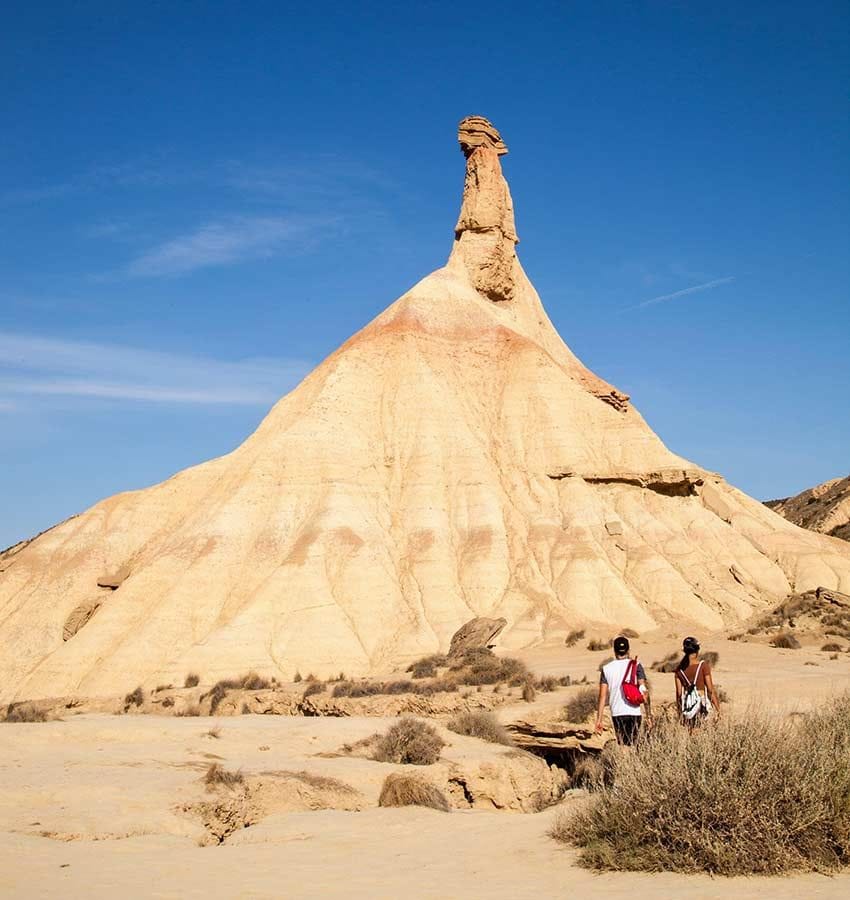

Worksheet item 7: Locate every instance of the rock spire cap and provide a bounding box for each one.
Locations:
[458,115,508,158]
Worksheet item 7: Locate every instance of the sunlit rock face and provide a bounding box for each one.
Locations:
[2,117,849,702]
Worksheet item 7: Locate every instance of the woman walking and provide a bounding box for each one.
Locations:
[675,636,721,726]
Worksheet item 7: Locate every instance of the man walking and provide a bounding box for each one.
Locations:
[594,635,651,746]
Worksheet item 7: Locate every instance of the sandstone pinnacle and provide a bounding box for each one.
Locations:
[1,119,849,703]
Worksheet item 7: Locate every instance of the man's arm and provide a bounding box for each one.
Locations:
[595,681,609,733]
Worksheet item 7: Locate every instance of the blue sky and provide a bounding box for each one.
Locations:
[1,1,848,548]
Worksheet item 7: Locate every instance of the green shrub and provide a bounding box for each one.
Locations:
[551,697,850,874]
[372,718,445,765]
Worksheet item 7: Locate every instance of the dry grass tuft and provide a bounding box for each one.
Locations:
[378,773,450,812]
[184,673,200,688]
[204,726,221,739]
[587,638,609,652]
[447,711,513,745]
[551,697,850,874]
[3,703,48,723]
[564,629,586,647]
[521,679,537,703]
[771,632,802,649]
[822,643,843,652]
[563,687,598,723]
[372,718,445,766]
[302,681,326,698]
[204,763,244,789]
[293,671,303,683]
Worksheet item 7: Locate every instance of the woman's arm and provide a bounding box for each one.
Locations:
[704,667,721,716]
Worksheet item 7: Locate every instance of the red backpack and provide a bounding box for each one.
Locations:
[622,658,644,706]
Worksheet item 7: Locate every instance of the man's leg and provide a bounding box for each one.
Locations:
[613,715,641,746]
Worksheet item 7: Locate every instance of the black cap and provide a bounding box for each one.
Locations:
[613,636,630,655]
[683,636,700,654]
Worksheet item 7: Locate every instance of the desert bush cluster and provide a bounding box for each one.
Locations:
[552,696,850,875]
[447,710,513,745]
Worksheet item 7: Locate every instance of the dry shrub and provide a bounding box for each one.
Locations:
[557,675,572,687]
[123,686,144,710]
[203,672,272,713]
[407,654,448,679]
[331,677,457,699]
[3,703,48,723]
[587,638,609,652]
[571,754,604,789]
[771,632,801,649]
[552,696,850,874]
[565,629,586,647]
[293,671,303,683]
[378,773,450,812]
[204,763,244,789]
[522,679,536,703]
[161,696,174,708]
[184,673,200,688]
[651,651,679,673]
[372,717,445,765]
[535,675,559,693]
[563,687,598,723]
[447,711,513,746]
[302,681,325,698]
[822,643,843,652]
[461,653,528,686]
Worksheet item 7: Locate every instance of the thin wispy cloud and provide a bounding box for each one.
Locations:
[625,276,735,311]
[0,332,310,407]
[125,215,336,277]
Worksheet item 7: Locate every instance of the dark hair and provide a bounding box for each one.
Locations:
[613,636,630,656]
[678,636,700,672]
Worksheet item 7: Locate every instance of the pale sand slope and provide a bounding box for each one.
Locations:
[2,117,849,703]
[1,642,849,899]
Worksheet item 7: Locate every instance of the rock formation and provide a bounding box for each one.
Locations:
[766,475,850,542]
[2,117,849,702]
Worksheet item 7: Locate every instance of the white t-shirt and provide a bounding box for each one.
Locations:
[600,657,645,718]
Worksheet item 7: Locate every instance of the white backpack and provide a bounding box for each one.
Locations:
[678,661,707,720]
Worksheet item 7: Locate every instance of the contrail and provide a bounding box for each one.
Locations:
[626,276,735,311]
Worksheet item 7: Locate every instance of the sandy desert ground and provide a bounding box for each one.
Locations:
[3,635,849,899]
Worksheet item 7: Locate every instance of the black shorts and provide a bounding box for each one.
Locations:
[612,715,642,746]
